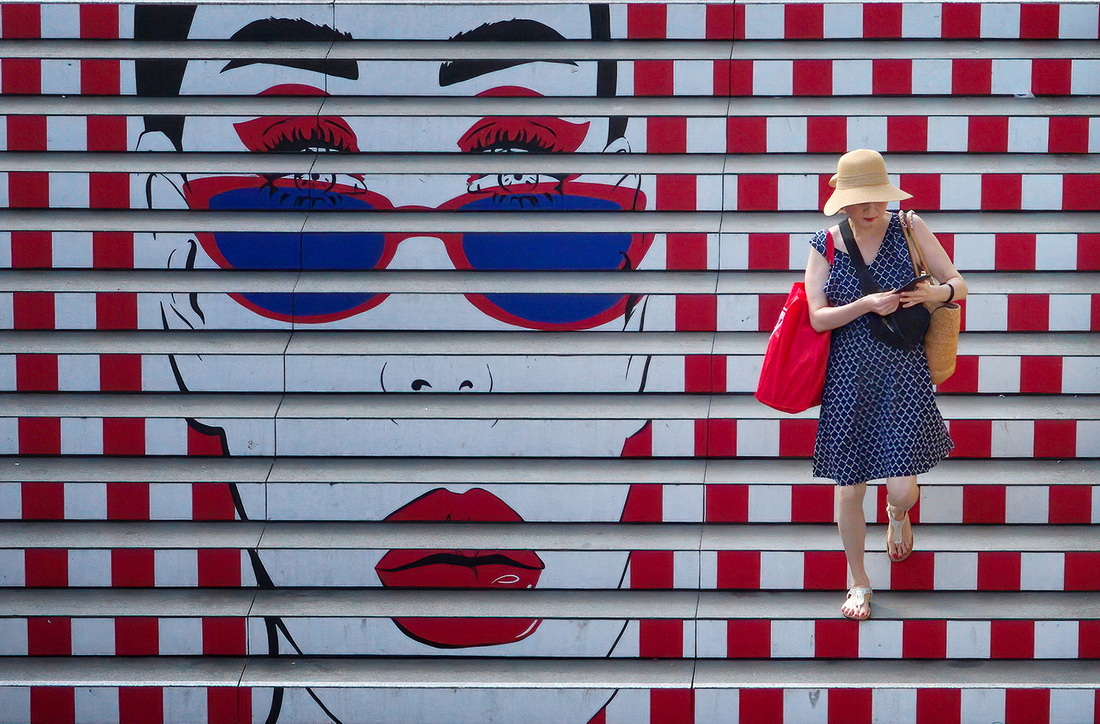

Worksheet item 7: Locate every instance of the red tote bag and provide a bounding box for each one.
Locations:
[755,233,834,413]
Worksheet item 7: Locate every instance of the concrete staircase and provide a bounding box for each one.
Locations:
[1,2,1098,723]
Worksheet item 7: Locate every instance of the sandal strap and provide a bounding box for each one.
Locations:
[846,586,872,605]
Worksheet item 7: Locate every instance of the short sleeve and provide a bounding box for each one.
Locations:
[809,229,830,260]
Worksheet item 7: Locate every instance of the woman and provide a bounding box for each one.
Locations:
[804,149,968,620]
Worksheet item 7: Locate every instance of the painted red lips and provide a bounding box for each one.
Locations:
[375,488,545,648]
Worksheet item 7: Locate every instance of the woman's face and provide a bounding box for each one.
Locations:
[843,201,889,230]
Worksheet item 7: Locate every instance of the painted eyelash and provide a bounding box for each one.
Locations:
[467,127,556,154]
[262,125,354,154]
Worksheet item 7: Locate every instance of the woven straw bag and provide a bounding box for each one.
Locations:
[901,216,961,385]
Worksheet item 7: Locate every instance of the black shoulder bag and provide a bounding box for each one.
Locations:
[839,217,930,350]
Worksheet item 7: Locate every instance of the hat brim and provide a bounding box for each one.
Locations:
[823,183,912,216]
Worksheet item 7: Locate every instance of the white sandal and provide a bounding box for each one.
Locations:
[886,502,913,562]
[842,586,872,620]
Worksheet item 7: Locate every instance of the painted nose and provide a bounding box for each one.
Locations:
[380,358,493,393]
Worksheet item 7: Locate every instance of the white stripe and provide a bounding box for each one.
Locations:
[743,4,784,39]
[699,550,718,589]
[911,58,953,95]
[934,552,978,590]
[40,59,81,95]
[992,58,1032,95]
[787,233,805,271]
[754,60,793,96]
[160,617,204,656]
[1020,552,1065,591]
[695,689,739,724]
[144,418,190,456]
[784,688,827,723]
[846,116,887,153]
[777,174,818,212]
[154,550,198,587]
[716,295,758,332]
[0,233,10,269]
[1091,117,1100,154]
[1072,53,1100,93]
[63,482,107,520]
[163,687,209,724]
[872,688,917,723]
[1050,689,1096,724]
[46,116,88,153]
[707,233,721,271]
[1094,485,1100,524]
[1008,116,1050,153]
[946,620,992,658]
[1078,421,1100,457]
[0,481,19,520]
[54,292,97,330]
[0,355,10,393]
[60,417,104,456]
[767,117,807,153]
[1061,4,1100,39]
[726,356,762,394]
[1034,233,1078,270]
[673,549,700,590]
[149,482,194,520]
[664,485,704,524]
[902,4,941,38]
[833,60,873,95]
[39,3,81,38]
[963,295,1008,331]
[823,3,862,39]
[920,485,963,524]
[981,3,1021,39]
[71,618,116,655]
[736,419,779,457]
[686,117,726,154]
[73,687,119,723]
[1048,294,1092,331]
[48,171,89,209]
[940,175,982,210]
[673,60,714,96]
[770,619,815,658]
[697,174,723,211]
[858,620,904,659]
[759,551,803,590]
[1033,620,1079,658]
[748,484,792,523]
[961,689,1005,724]
[52,231,94,268]
[1021,174,1064,210]
[718,233,748,270]
[0,417,19,455]
[723,173,738,212]
[57,353,101,392]
[666,3,708,40]
[0,689,30,724]
[926,116,969,152]
[1063,357,1100,394]
[605,687,649,724]
[0,550,24,587]
[1005,486,1049,524]
[991,420,1034,458]
[68,549,112,587]
[978,356,1021,394]
[0,619,27,655]
[695,620,727,658]
[650,419,695,457]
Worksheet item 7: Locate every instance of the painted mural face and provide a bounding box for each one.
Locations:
[139,5,650,722]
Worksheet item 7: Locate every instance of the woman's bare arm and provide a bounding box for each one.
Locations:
[805,229,901,333]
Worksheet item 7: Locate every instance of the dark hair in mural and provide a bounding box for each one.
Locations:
[133,4,624,149]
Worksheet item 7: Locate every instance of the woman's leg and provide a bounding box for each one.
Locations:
[836,482,870,618]
[885,475,920,561]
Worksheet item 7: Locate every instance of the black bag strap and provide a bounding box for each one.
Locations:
[838,218,880,296]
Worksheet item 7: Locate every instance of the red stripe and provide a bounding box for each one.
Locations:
[112,549,155,588]
[982,174,1022,210]
[995,233,1036,271]
[198,550,242,587]
[79,4,119,40]
[716,550,760,588]
[969,117,1009,152]
[698,420,736,459]
[30,688,74,724]
[666,231,706,269]
[740,690,783,724]
[726,117,767,152]
[757,294,787,331]
[202,617,246,654]
[889,552,934,590]
[1080,234,1100,270]
[726,620,769,657]
[1064,174,1100,211]
[872,59,912,94]
[791,486,833,524]
[1064,552,1100,590]
[28,616,71,655]
[1005,689,1051,724]
[827,689,872,724]
[649,689,693,724]
[1048,485,1092,524]
[22,482,64,520]
[685,355,725,393]
[916,689,961,724]
[1020,4,1061,39]
[115,617,159,654]
[107,482,150,521]
[784,4,824,39]
[1007,294,1049,331]
[737,174,778,211]
[748,233,791,270]
[1,4,41,39]
[792,59,832,95]
[814,619,858,658]
[1048,117,1090,153]
[119,688,163,724]
[1079,621,1100,657]
[1034,420,1077,458]
[862,3,902,38]
[941,3,982,39]
[209,688,250,724]
[626,4,666,39]
[705,4,736,40]
[963,485,1006,524]
[806,117,847,153]
[899,174,940,210]
[977,551,1022,590]
[1031,58,1073,96]
[953,59,993,94]
[778,419,817,457]
[902,620,947,658]
[949,420,992,457]
[674,296,716,332]
[639,619,681,656]
[801,550,846,589]
[990,620,1035,658]
[705,484,747,523]
[25,549,67,586]
[887,117,928,153]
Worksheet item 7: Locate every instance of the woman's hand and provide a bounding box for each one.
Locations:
[864,291,902,317]
[898,281,940,308]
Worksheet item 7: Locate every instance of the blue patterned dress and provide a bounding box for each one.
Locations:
[809,213,953,486]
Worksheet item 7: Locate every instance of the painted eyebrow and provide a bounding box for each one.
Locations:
[221,18,359,80]
[440,19,577,87]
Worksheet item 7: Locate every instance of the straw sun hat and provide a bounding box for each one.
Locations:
[822,149,912,216]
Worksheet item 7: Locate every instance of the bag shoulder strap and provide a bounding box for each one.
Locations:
[838,218,879,295]
[899,211,930,279]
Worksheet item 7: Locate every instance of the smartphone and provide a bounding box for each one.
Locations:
[895,273,932,293]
